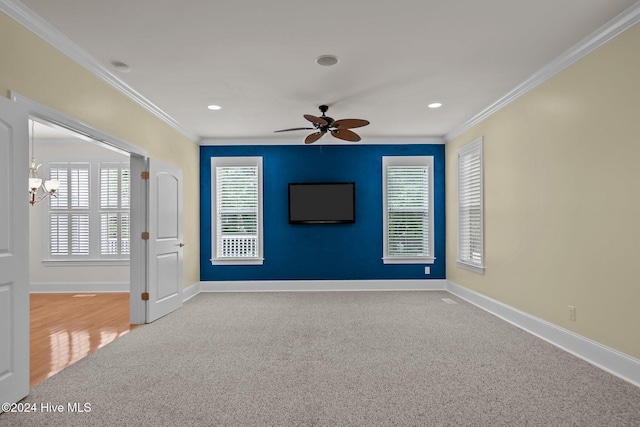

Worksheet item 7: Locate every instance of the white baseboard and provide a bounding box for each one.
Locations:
[200,279,447,293]
[30,282,129,293]
[446,280,640,388]
[182,282,200,302]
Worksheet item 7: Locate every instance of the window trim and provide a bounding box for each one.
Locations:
[382,155,435,265]
[210,156,264,265]
[457,137,485,274]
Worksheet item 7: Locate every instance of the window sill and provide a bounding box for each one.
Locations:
[211,258,264,266]
[456,260,485,274]
[43,259,130,267]
[382,256,435,265]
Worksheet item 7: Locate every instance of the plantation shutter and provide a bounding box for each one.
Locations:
[386,165,430,257]
[458,138,483,270]
[49,164,90,256]
[49,167,68,209]
[100,164,130,256]
[121,169,130,209]
[69,167,90,209]
[215,166,258,258]
[100,167,120,209]
[71,214,90,254]
[49,214,69,255]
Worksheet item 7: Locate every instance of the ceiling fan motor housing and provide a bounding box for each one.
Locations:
[317,106,334,128]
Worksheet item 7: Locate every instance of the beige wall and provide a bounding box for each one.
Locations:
[446,23,640,359]
[1,12,200,288]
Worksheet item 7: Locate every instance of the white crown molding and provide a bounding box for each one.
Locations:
[6,0,638,147]
[200,279,447,292]
[201,135,445,146]
[0,0,200,144]
[446,280,640,388]
[445,1,640,142]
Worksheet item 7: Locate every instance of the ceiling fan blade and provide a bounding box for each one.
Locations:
[331,129,361,142]
[332,119,370,129]
[274,127,315,133]
[305,132,325,144]
[304,114,328,126]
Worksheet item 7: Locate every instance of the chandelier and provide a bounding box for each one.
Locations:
[29,121,59,205]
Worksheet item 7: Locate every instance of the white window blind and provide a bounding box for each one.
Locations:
[383,156,434,264]
[211,157,263,265]
[457,137,484,273]
[216,166,258,258]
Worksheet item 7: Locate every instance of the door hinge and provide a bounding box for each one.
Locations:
[141,231,149,240]
[141,292,149,301]
[141,171,150,180]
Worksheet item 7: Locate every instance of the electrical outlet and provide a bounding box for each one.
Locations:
[424,267,430,274]
[568,305,576,321]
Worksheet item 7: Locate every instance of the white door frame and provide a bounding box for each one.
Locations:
[10,92,149,324]
[129,155,148,324]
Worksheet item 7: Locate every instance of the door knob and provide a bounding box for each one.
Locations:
[178,243,185,247]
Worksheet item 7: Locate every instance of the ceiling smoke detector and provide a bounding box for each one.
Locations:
[316,55,339,66]
[111,61,131,73]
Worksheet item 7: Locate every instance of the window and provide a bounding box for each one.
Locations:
[47,161,130,263]
[49,163,90,257]
[211,157,263,265]
[100,164,130,256]
[382,156,434,264]
[457,137,484,273]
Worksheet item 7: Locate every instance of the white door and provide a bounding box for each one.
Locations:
[0,97,29,405]
[146,159,183,322]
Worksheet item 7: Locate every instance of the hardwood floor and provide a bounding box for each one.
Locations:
[30,293,136,387]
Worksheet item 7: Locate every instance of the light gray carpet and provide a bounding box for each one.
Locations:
[2,291,640,426]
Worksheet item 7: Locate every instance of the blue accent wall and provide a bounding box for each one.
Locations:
[200,144,445,281]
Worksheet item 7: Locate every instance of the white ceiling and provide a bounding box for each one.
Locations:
[16,0,640,142]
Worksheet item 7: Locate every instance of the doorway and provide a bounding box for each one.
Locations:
[28,119,134,386]
[2,92,184,403]
[13,92,150,326]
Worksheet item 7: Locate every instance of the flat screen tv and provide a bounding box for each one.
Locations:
[288,182,355,224]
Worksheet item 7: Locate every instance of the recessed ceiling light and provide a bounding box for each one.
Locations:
[207,105,222,111]
[428,102,442,109]
[316,55,339,66]
[111,61,131,73]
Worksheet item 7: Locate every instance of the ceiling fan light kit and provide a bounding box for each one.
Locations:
[275,105,370,144]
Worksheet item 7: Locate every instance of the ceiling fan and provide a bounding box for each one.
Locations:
[274,105,370,144]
